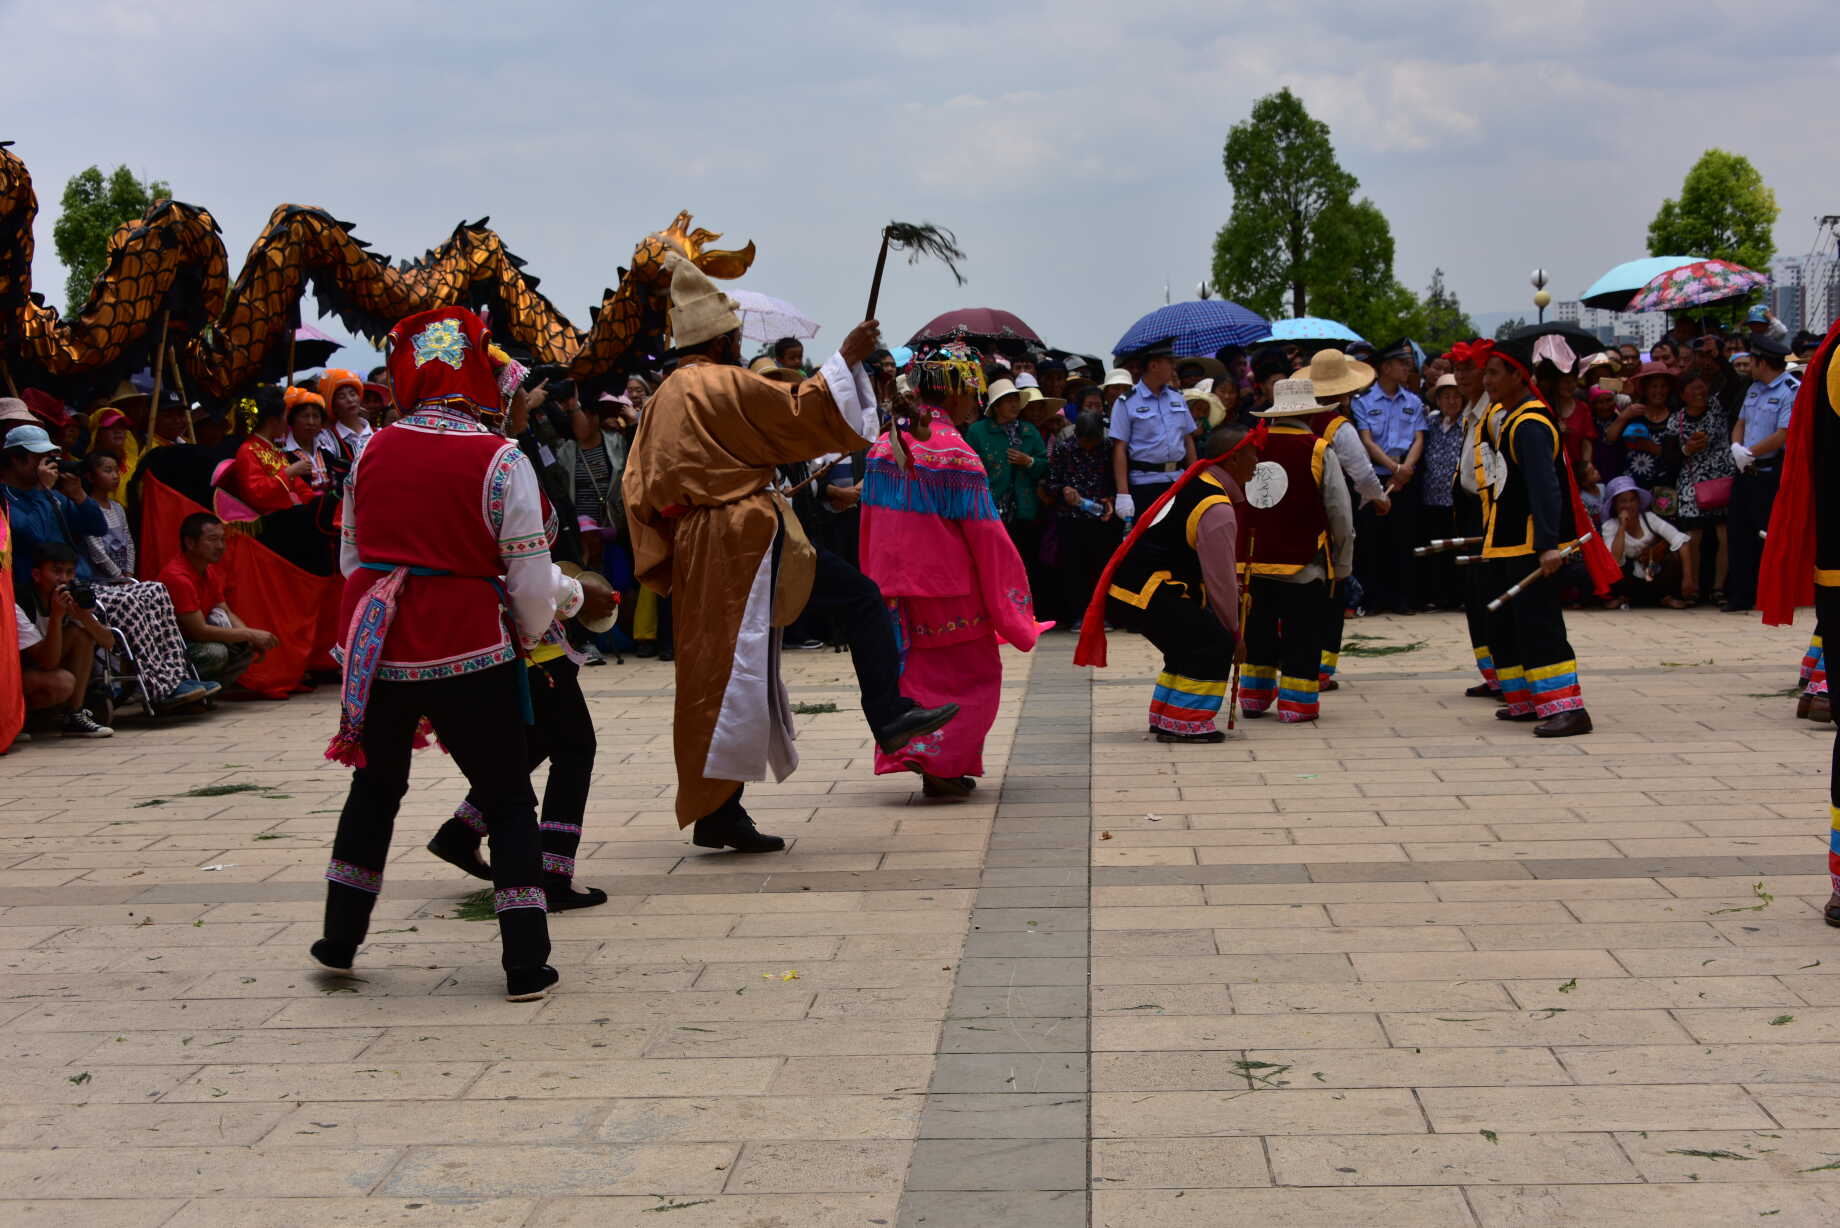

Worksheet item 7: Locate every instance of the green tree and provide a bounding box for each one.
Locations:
[1211,87,1357,318]
[1646,149,1779,272]
[51,165,170,314]
[1414,268,1477,350]
[1493,316,1528,341]
[1307,197,1418,344]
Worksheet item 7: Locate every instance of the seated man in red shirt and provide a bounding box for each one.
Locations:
[158,512,277,686]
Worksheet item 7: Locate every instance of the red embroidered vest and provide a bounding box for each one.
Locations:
[1245,423,1330,576]
[337,413,518,678]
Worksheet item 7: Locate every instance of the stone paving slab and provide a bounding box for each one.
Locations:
[2,606,1835,1224]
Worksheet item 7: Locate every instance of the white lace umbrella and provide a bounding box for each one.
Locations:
[732,290,820,346]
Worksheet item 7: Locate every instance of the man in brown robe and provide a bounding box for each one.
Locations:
[624,257,958,851]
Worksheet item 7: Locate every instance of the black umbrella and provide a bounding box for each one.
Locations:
[1504,322,1611,359]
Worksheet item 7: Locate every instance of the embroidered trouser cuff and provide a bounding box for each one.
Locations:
[1150,671,1226,734]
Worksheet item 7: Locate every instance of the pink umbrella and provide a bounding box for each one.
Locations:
[909,307,1041,354]
[1625,259,1767,314]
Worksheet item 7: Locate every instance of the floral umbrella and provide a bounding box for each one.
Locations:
[1625,259,1767,314]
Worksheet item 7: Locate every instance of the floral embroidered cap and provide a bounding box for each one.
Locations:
[385,306,520,417]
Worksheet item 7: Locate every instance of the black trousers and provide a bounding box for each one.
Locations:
[442,656,596,883]
[1320,585,1346,683]
[1482,558,1582,718]
[324,663,548,971]
[1356,479,1419,612]
[1105,583,1234,733]
[1062,514,1124,631]
[1241,577,1327,718]
[804,545,911,732]
[1454,490,1496,688]
[1726,466,1780,610]
[1418,503,1462,610]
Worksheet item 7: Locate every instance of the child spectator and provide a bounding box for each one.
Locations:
[16,543,113,736]
[1600,475,1688,609]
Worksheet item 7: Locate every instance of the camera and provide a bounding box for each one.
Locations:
[62,581,98,611]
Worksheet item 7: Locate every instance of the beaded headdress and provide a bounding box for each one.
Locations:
[907,335,987,401]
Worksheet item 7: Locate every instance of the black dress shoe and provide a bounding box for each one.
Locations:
[310,939,356,972]
[921,773,976,798]
[544,878,609,911]
[1156,729,1228,744]
[1320,678,1340,692]
[1495,708,1540,722]
[1824,893,1840,928]
[1810,696,1833,724]
[873,703,961,753]
[1533,709,1594,738]
[1465,683,1502,700]
[1239,709,1268,720]
[427,822,493,880]
[692,809,786,853]
[505,964,560,1001]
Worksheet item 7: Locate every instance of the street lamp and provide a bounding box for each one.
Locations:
[1531,268,1551,324]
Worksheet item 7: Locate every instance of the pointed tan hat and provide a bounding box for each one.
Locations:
[666,253,741,349]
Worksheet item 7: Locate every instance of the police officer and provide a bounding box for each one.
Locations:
[1353,339,1426,613]
[1726,334,1799,612]
[1108,338,1197,523]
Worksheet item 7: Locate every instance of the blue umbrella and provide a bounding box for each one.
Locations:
[1579,255,1703,310]
[1254,316,1365,344]
[1113,300,1269,358]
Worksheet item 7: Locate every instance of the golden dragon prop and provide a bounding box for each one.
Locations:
[0,142,754,399]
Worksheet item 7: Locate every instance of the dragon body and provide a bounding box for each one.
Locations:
[0,143,753,399]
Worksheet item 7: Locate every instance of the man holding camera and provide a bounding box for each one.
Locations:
[3,424,107,594]
[16,542,114,737]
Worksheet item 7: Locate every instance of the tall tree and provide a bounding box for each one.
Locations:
[1211,88,1357,318]
[52,165,169,314]
[1646,149,1779,272]
[1306,197,1418,344]
[1493,316,1528,341]
[1414,268,1478,350]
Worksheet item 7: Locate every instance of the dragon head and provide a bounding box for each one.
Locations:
[647,211,755,282]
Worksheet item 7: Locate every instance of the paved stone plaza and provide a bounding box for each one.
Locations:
[3,607,1839,1226]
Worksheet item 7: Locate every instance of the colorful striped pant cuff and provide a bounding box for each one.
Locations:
[1803,635,1824,683]
[1809,679,1829,698]
[1238,665,1279,713]
[453,802,488,835]
[1473,647,1499,687]
[541,852,575,878]
[1830,805,1840,895]
[1318,651,1340,683]
[1496,667,1533,716]
[325,859,381,894]
[1151,671,1226,734]
[540,821,583,836]
[1527,660,1583,717]
[494,886,548,913]
[1276,675,1321,723]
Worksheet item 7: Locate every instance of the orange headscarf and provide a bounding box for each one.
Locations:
[319,368,364,414]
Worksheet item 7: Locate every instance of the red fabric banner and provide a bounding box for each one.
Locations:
[0,505,25,752]
[138,472,340,699]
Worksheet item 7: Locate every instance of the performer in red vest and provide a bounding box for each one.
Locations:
[1239,379,1354,723]
[314,306,615,1001]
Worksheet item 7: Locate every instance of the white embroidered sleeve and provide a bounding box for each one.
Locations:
[494,446,584,641]
[338,446,364,577]
[818,351,881,443]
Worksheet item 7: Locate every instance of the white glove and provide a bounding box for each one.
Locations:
[1113,492,1136,522]
[1731,442,1754,472]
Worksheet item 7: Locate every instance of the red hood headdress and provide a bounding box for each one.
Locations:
[385,307,525,418]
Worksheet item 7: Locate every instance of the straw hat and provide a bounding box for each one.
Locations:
[748,355,802,383]
[1177,355,1229,384]
[985,378,1021,409]
[1253,378,1333,417]
[666,254,741,349]
[1432,373,1459,393]
[1183,389,1228,429]
[1019,387,1066,418]
[1299,348,1375,399]
[1102,368,1134,391]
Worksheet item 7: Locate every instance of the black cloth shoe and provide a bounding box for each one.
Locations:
[921,773,976,798]
[505,965,560,1001]
[544,876,609,911]
[1320,678,1340,692]
[310,939,356,972]
[427,822,493,880]
[1824,893,1840,928]
[1239,709,1268,720]
[1156,729,1228,744]
[1495,708,1540,722]
[1533,709,1594,738]
[873,702,961,754]
[693,809,786,853]
[1465,683,1502,700]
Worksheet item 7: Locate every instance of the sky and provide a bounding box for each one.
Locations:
[5,0,1837,370]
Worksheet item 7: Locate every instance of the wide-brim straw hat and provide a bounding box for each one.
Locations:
[1602,473,1652,511]
[1300,348,1375,399]
[1183,389,1228,429]
[1177,355,1230,384]
[985,378,1021,410]
[1019,388,1066,417]
[1253,377,1333,417]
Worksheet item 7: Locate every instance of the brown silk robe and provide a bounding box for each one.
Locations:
[623,354,874,825]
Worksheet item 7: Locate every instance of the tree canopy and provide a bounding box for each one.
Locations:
[1413,269,1478,351]
[1646,149,1779,273]
[51,164,169,315]
[1493,316,1528,341]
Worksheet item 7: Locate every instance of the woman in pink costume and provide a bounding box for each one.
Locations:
[859,341,1043,797]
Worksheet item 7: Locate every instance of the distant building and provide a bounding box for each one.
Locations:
[1772,259,1805,334]
[1553,299,1662,349]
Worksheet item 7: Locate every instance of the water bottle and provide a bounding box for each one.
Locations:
[1079,498,1104,518]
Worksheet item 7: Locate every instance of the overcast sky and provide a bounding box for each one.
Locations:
[6,0,1836,367]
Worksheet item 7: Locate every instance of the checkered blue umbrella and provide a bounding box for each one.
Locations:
[1113,300,1270,358]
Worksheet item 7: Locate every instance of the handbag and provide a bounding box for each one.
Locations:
[1694,476,1733,511]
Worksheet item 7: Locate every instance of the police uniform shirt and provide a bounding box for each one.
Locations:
[1353,383,1427,460]
[1107,381,1194,481]
[1738,371,1799,460]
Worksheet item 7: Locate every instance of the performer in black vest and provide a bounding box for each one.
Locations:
[1079,424,1263,742]
[1239,379,1354,724]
